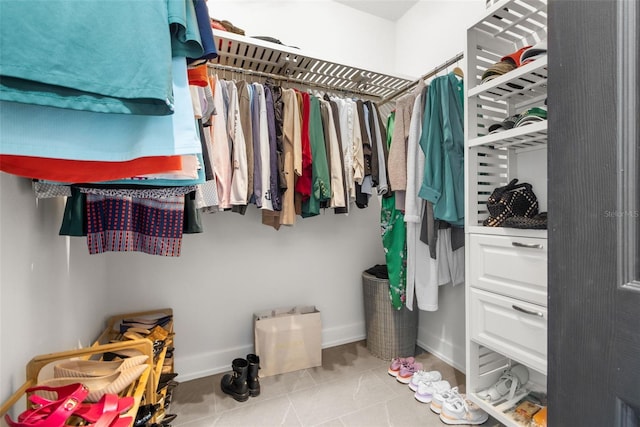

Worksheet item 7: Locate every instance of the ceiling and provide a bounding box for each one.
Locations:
[333,0,419,21]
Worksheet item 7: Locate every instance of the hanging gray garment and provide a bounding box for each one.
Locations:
[420,201,465,259]
[329,98,349,215]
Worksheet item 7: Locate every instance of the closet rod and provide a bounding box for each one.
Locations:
[207,63,381,101]
[378,51,464,107]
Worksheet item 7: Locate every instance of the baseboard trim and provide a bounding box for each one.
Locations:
[321,321,366,349]
[176,343,255,382]
[416,337,466,374]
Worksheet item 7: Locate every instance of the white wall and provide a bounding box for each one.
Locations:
[0,173,109,405]
[395,0,485,77]
[394,0,485,371]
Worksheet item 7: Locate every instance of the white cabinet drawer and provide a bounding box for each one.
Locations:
[469,234,547,306]
[469,288,547,374]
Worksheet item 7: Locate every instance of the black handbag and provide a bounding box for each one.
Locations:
[483,179,539,227]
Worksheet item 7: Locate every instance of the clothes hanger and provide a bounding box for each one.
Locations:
[453,59,464,78]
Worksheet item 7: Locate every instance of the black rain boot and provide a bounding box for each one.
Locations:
[220,358,249,402]
[246,353,261,397]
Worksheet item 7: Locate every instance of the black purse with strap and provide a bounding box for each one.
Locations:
[483,179,539,227]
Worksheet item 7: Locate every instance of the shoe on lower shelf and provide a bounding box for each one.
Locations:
[477,364,529,403]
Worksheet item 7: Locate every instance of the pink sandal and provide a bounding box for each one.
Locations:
[5,383,88,427]
[6,383,133,427]
[23,393,134,423]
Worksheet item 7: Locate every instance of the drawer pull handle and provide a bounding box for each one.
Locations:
[512,242,544,249]
[512,305,544,317]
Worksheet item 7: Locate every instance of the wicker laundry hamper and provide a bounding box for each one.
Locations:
[362,271,418,361]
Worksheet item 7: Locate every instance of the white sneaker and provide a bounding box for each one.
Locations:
[439,393,489,425]
[430,386,460,414]
[414,380,451,404]
[408,370,442,391]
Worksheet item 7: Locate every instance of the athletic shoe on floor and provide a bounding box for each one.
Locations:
[408,370,442,391]
[414,380,451,403]
[430,386,460,414]
[387,357,414,377]
[439,393,489,425]
[396,361,424,384]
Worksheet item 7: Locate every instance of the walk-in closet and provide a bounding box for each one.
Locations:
[1,1,638,426]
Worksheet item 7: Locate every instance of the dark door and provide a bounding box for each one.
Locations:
[548,0,640,426]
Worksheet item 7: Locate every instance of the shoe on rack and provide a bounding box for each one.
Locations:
[156,379,179,394]
[476,364,529,403]
[134,403,161,427]
[10,383,89,423]
[156,412,177,425]
[220,358,250,402]
[103,348,145,361]
[7,385,134,427]
[430,386,460,414]
[387,357,414,377]
[54,355,149,378]
[158,372,178,384]
[414,380,451,404]
[396,361,424,384]
[439,393,489,425]
[34,364,148,403]
[408,370,442,392]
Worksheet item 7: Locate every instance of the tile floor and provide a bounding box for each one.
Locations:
[169,341,502,427]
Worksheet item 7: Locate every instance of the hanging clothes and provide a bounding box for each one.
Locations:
[250,83,263,208]
[266,83,287,204]
[381,112,407,310]
[355,101,373,208]
[254,83,273,211]
[211,76,232,209]
[320,99,346,209]
[280,88,302,226]
[418,73,465,226]
[226,81,249,207]
[369,102,390,196]
[301,96,331,218]
[404,86,451,311]
[262,85,281,230]
[388,80,426,210]
[327,98,349,214]
[235,80,254,211]
[294,92,313,204]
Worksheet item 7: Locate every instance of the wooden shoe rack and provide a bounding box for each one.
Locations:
[0,308,174,426]
[94,308,175,424]
[0,339,153,423]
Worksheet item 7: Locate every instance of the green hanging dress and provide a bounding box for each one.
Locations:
[381,111,407,310]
